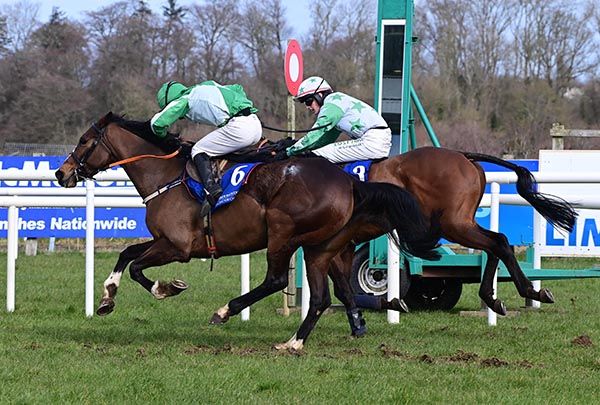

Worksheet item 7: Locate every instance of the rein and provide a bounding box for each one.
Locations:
[108,148,181,168]
[261,123,329,133]
[72,121,185,204]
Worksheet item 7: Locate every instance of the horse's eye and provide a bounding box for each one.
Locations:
[79,138,86,145]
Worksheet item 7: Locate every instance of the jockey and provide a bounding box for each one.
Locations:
[285,76,392,163]
[150,80,262,214]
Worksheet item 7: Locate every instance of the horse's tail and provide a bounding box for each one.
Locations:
[463,152,577,232]
[352,181,441,260]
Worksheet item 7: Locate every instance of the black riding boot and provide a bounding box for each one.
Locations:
[193,153,223,215]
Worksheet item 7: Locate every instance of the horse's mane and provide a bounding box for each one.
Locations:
[105,113,157,141]
[105,112,180,154]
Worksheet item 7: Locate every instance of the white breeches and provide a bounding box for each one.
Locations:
[312,128,392,163]
[191,114,262,157]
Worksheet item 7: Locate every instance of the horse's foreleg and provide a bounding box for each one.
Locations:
[210,248,292,324]
[97,240,154,316]
[128,238,189,299]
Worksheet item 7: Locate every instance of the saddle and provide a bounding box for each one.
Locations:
[182,137,295,183]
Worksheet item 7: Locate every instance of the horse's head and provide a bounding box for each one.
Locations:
[55,112,118,188]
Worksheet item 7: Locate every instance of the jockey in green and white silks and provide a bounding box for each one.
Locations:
[151,80,262,213]
[287,76,391,163]
[151,80,262,156]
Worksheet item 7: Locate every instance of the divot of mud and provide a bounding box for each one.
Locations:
[571,335,593,347]
[448,350,479,363]
[481,357,509,367]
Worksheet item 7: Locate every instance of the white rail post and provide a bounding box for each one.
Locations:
[301,258,309,320]
[240,253,250,321]
[529,210,542,309]
[487,182,500,326]
[6,205,18,312]
[85,180,95,318]
[387,233,400,324]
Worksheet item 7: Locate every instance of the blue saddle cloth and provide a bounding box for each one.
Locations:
[185,163,260,210]
[343,160,373,182]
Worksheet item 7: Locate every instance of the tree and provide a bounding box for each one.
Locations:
[0,14,9,55]
[189,0,241,82]
[2,71,91,144]
[236,0,292,123]
[0,0,39,52]
[85,1,160,116]
[511,0,598,93]
[157,0,193,79]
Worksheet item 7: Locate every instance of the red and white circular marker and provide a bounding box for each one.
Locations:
[284,39,303,96]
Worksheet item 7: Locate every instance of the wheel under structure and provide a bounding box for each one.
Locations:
[404,277,463,311]
[351,245,411,298]
[351,245,463,311]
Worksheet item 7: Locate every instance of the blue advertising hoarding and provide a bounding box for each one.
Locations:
[0,156,150,238]
[476,159,537,245]
[1,156,538,244]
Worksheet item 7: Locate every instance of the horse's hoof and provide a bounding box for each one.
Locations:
[96,299,115,316]
[273,342,288,351]
[389,298,410,313]
[493,300,507,316]
[168,279,188,296]
[352,325,368,338]
[209,312,228,325]
[273,340,304,352]
[539,288,555,303]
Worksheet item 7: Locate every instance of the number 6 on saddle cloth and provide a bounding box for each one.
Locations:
[185,158,371,211]
[185,162,260,210]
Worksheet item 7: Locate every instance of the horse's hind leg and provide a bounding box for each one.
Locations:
[275,248,331,351]
[328,245,367,337]
[477,227,554,304]
[447,223,553,314]
[479,254,506,315]
[97,240,153,316]
[210,247,293,324]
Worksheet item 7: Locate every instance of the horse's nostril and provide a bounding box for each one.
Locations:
[55,170,63,182]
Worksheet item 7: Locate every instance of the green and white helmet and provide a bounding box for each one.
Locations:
[156,81,188,109]
[295,76,332,102]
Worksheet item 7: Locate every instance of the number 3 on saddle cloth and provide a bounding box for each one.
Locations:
[343,160,373,182]
[185,163,260,210]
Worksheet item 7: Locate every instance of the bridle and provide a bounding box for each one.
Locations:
[66,120,181,182]
[68,122,115,181]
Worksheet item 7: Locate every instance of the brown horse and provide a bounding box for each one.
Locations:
[353,147,576,314]
[55,112,440,350]
[221,140,576,315]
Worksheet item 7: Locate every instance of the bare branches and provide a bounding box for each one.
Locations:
[0,0,599,155]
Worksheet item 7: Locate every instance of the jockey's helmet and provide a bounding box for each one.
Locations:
[157,81,188,109]
[295,76,333,106]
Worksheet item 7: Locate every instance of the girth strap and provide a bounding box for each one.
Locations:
[203,210,218,270]
[142,178,183,204]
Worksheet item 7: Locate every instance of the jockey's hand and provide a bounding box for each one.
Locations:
[271,149,289,161]
[179,141,193,158]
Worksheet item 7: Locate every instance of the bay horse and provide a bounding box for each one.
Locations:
[55,112,440,350]
[348,147,577,314]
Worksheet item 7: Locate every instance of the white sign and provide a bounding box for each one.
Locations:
[538,150,600,256]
